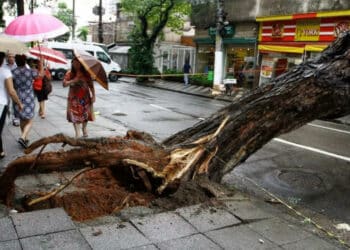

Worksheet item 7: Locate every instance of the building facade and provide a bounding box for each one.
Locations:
[257,10,350,85]
[191,0,259,88]
[190,0,350,88]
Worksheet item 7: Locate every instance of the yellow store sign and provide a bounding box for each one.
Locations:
[295,19,320,41]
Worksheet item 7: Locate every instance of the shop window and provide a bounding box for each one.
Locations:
[162,51,169,71]
[172,52,178,70]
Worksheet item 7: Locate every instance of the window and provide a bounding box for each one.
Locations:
[97,51,111,64]
[53,48,73,59]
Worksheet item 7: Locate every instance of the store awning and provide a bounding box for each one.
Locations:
[223,37,256,44]
[256,10,350,22]
[304,44,328,52]
[258,44,304,54]
[194,37,215,44]
[194,37,256,45]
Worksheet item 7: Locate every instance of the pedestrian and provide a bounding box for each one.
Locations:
[2,52,20,127]
[63,56,95,138]
[31,59,51,119]
[183,61,191,85]
[12,54,37,149]
[0,52,23,157]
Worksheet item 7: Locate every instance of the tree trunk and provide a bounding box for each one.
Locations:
[17,0,24,16]
[0,31,350,217]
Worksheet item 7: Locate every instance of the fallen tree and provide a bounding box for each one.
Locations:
[0,31,350,220]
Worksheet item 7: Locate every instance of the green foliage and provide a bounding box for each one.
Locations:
[128,29,155,81]
[162,69,182,82]
[121,0,191,79]
[77,26,89,41]
[54,2,73,42]
[190,74,213,87]
[162,69,213,87]
[121,0,190,34]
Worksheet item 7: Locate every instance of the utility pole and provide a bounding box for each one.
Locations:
[98,0,103,43]
[213,0,225,90]
[72,0,75,39]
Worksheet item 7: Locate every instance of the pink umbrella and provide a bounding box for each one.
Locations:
[4,13,69,42]
[30,45,67,64]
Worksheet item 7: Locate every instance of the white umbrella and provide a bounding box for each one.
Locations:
[0,34,28,54]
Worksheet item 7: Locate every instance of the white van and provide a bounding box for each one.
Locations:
[46,41,121,82]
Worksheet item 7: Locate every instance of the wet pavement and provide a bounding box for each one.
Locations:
[0,77,349,249]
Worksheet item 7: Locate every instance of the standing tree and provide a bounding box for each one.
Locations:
[2,0,24,18]
[77,26,89,41]
[121,0,191,81]
[54,2,73,42]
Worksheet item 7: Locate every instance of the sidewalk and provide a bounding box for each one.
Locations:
[122,77,248,102]
[0,79,348,249]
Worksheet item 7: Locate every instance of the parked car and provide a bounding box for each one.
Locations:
[46,41,121,82]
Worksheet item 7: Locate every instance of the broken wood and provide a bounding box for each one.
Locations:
[1,31,350,220]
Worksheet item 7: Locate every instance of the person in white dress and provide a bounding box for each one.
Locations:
[0,52,23,158]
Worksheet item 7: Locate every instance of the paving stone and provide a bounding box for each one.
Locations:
[176,204,241,232]
[119,206,155,221]
[0,204,9,218]
[126,244,158,250]
[281,235,342,250]
[0,240,21,250]
[157,233,221,250]
[80,221,150,250]
[247,218,311,245]
[20,229,91,250]
[0,217,18,241]
[223,200,274,220]
[205,224,280,250]
[11,208,75,238]
[131,211,197,243]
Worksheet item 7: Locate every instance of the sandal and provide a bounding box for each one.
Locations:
[0,151,5,159]
[18,138,28,149]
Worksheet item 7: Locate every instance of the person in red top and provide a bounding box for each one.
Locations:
[63,57,95,138]
[32,59,52,119]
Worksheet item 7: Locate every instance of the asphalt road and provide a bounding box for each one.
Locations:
[54,80,228,141]
[53,80,350,223]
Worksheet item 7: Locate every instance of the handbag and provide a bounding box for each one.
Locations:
[42,75,52,94]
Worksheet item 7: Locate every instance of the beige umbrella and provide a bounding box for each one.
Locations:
[0,34,28,54]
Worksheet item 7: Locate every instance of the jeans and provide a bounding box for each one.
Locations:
[184,73,189,85]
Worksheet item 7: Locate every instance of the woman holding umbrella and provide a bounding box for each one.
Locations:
[63,57,95,138]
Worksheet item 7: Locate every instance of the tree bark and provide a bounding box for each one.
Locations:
[1,31,350,207]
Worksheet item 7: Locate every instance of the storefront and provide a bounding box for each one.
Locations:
[194,36,256,87]
[256,10,350,86]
